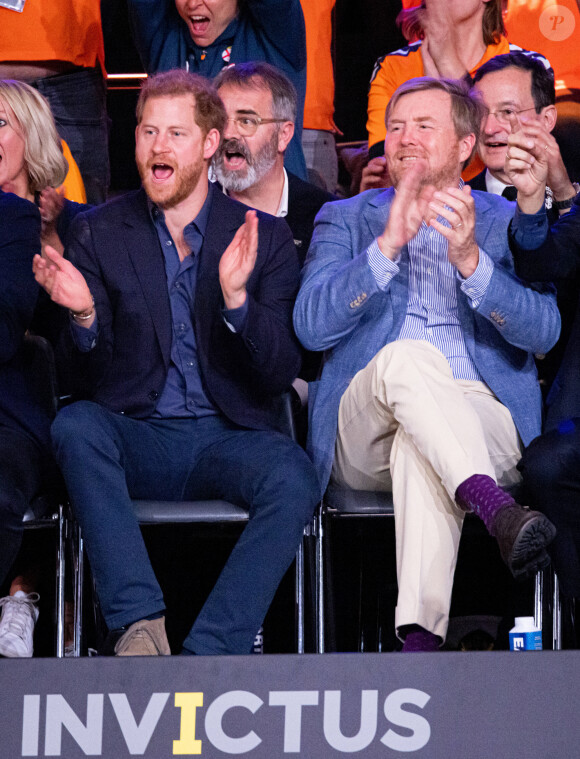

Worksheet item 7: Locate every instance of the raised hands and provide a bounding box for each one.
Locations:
[377,161,435,259]
[360,156,391,193]
[419,1,464,79]
[219,209,258,310]
[428,184,479,278]
[33,246,95,326]
[504,114,550,213]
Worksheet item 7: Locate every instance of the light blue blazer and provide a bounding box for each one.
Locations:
[293,188,561,494]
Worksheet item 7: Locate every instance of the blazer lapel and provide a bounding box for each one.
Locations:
[121,189,172,368]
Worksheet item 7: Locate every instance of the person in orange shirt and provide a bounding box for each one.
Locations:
[363,0,547,191]
[299,0,341,193]
[504,0,580,181]
[0,0,109,205]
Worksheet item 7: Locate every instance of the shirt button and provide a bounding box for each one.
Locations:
[175,282,181,289]
[188,400,195,409]
[148,390,159,401]
[186,361,195,368]
[178,323,186,332]
[165,240,173,246]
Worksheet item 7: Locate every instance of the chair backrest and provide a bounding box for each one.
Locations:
[21,334,59,420]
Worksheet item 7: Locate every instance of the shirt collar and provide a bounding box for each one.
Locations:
[147,179,214,238]
[485,169,511,196]
[220,168,289,218]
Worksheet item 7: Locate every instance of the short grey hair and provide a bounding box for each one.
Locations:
[214,61,297,123]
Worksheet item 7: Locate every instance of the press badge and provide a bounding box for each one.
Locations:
[0,0,25,11]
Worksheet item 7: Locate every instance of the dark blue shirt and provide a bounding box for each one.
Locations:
[71,181,248,418]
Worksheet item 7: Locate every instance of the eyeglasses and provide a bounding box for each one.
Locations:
[226,115,287,136]
[486,106,538,125]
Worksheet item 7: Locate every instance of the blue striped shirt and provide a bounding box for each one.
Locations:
[367,217,494,381]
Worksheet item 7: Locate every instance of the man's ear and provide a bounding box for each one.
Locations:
[203,128,221,160]
[277,121,295,153]
[540,104,558,133]
[459,132,476,164]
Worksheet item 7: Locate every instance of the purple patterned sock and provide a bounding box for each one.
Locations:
[401,627,440,652]
[455,474,515,532]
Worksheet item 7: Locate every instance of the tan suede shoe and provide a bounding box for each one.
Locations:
[114,617,171,656]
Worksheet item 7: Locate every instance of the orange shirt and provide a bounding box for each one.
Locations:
[505,0,580,94]
[0,0,104,71]
[300,0,337,132]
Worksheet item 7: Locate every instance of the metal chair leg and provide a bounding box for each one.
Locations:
[553,570,562,650]
[296,534,305,654]
[316,503,325,653]
[534,568,544,634]
[55,502,66,658]
[72,520,84,656]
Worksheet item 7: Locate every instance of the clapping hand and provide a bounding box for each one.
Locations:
[219,210,258,310]
[33,246,94,324]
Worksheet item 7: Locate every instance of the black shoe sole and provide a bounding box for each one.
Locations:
[509,515,557,580]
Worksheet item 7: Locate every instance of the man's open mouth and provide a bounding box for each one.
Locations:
[151,163,175,181]
[221,140,251,170]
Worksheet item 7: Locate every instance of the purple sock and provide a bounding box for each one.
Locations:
[401,627,440,652]
[455,474,515,532]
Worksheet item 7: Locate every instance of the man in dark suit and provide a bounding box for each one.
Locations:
[33,69,318,656]
[212,62,335,268]
[507,121,580,605]
[470,52,577,209]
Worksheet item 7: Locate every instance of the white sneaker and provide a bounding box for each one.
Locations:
[0,591,40,658]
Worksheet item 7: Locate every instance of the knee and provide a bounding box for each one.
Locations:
[262,443,319,525]
[520,426,580,493]
[51,401,111,461]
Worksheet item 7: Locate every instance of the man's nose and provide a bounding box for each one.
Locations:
[400,123,416,143]
[151,131,170,152]
[483,112,504,133]
[224,117,241,139]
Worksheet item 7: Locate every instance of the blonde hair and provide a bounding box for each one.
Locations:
[0,79,68,193]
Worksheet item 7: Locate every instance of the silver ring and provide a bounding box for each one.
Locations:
[455,222,463,229]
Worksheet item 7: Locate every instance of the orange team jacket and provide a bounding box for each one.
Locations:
[504,0,580,95]
[0,0,105,71]
[300,0,338,132]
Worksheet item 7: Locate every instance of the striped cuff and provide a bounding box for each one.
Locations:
[367,239,400,291]
[459,248,494,308]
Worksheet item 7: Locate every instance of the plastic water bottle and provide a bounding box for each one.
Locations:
[509,616,542,651]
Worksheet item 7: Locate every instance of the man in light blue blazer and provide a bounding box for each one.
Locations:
[294,77,560,651]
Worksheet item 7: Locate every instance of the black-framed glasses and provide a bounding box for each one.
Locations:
[486,106,538,125]
[227,115,287,136]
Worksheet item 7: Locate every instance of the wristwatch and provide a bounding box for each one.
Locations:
[552,182,580,211]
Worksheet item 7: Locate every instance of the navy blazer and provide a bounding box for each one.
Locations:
[511,197,580,430]
[0,191,49,447]
[61,185,302,432]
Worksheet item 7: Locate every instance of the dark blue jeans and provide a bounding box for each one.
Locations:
[33,67,110,205]
[51,402,318,654]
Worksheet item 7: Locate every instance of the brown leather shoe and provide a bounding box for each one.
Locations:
[114,617,171,656]
[490,504,556,580]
